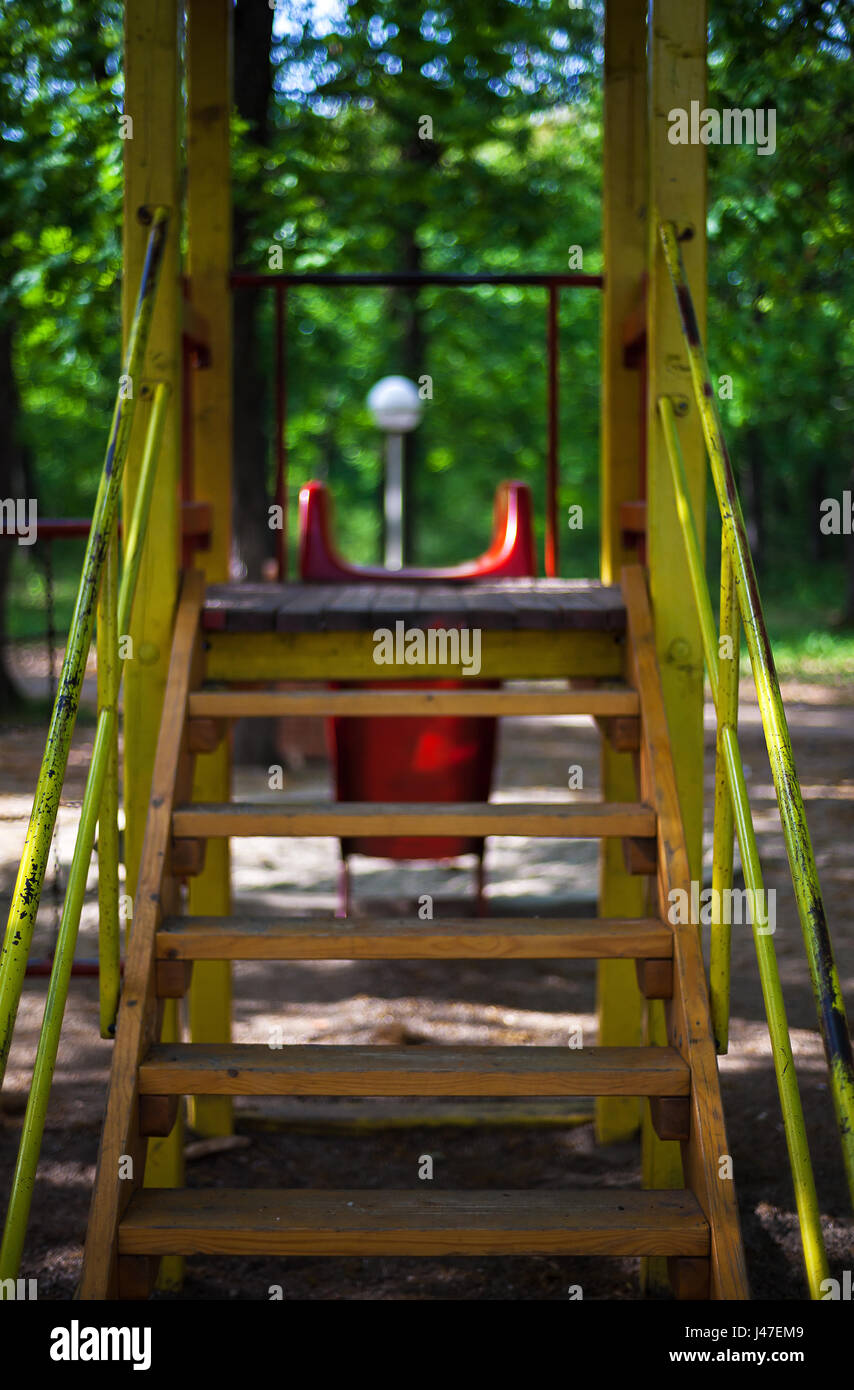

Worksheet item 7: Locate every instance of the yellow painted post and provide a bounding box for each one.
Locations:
[642,0,708,1293]
[647,0,707,882]
[186,0,234,1138]
[597,0,648,1144]
[597,747,644,1145]
[123,0,184,1290]
[600,0,647,582]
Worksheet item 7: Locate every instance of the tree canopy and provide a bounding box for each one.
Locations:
[0,0,851,700]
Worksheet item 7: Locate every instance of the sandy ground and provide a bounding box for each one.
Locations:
[0,648,852,1300]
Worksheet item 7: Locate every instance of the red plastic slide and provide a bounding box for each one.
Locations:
[298,480,537,899]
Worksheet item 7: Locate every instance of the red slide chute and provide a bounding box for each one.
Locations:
[298,480,537,909]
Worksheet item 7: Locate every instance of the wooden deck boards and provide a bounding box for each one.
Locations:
[202,579,627,634]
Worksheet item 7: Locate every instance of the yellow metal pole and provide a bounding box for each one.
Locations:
[0,208,169,1087]
[659,222,854,1211]
[642,0,708,1293]
[97,531,120,1039]
[596,0,647,1146]
[720,724,830,1298]
[710,542,738,1053]
[186,0,234,1139]
[123,0,184,1290]
[658,394,831,1296]
[0,385,170,1286]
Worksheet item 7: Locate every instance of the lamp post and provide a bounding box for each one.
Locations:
[367,375,423,571]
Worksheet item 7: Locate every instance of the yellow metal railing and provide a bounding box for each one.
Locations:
[0,207,171,1284]
[658,218,854,1296]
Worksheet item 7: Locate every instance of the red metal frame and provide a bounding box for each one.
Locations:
[232,269,604,581]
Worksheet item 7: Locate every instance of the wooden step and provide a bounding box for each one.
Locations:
[237,1098,595,1132]
[118,1188,709,1257]
[137,1044,690,1097]
[187,687,640,719]
[156,915,672,961]
[171,801,656,840]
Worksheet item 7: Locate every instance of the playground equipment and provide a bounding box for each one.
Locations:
[0,0,852,1303]
[300,478,536,907]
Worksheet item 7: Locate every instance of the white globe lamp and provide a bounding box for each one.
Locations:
[367,376,423,570]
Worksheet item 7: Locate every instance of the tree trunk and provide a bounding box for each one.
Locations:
[232,0,275,583]
[393,129,438,566]
[842,458,854,627]
[231,1,278,765]
[0,321,27,714]
[392,150,430,566]
[399,234,425,566]
[741,426,765,576]
[810,455,827,563]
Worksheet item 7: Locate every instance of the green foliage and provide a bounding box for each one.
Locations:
[238,0,604,571]
[706,0,853,600]
[0,0,123,512]
[1,0,851,646]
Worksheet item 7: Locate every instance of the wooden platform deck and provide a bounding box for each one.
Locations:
[201,579,626,634]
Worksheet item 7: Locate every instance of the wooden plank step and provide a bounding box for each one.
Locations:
[156,916,672,961]
[238,1098,595,1132]
[171,801,656,840]
[118,1188,709,1257]
[187,687,640,719]
[138,1045,690,1097]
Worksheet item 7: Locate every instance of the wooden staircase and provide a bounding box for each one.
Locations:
[79,565,748,1300]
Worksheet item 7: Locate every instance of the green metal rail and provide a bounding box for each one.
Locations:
[658,219,854,1283]
[0,209,171,1285]
[658,396,829,1298]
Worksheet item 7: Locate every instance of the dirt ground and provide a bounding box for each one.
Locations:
[1,648,852,1300]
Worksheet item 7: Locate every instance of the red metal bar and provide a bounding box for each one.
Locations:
[0,520,95,541]
[545,284,559,578]
[4,509,209,547]
[25,959,103,978]
[274,284,287,580]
